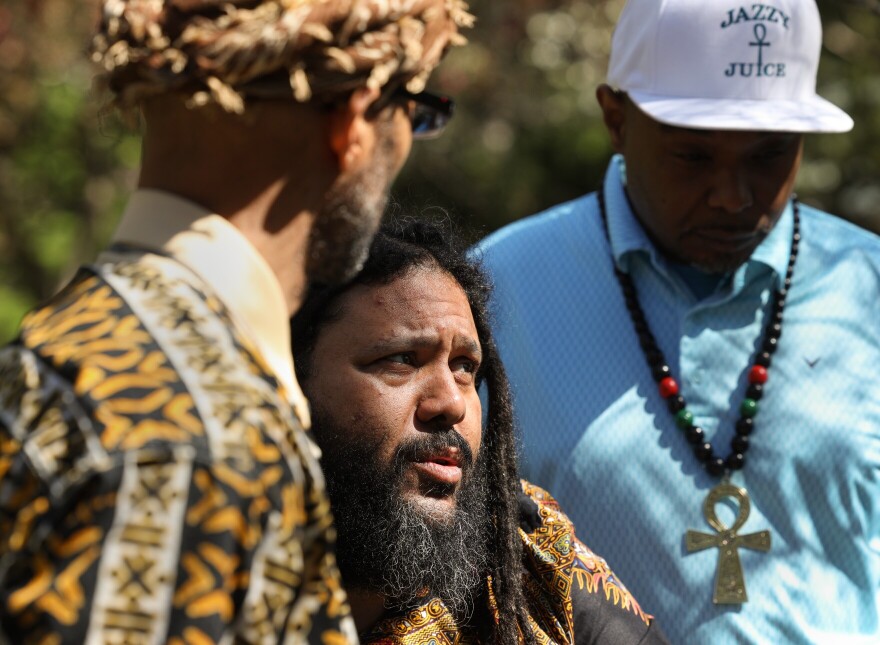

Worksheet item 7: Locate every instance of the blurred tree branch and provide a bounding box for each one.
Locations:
[844,0,880,16]
[2,0,878,343]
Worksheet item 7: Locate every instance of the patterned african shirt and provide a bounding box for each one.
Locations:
[0,244,357,642]
[363,481,668,644]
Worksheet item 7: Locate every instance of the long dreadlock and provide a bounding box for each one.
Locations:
[291,215,534,644]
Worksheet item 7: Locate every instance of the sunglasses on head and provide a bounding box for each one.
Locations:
[393,88,455,140]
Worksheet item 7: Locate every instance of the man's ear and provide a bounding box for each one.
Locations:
[596,84,627,152]
[328,86,382,173]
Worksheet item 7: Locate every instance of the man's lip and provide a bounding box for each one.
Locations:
[691,228,761,250]
[411,448,464,486]
[415,447,462,467]
[411,461,463,486]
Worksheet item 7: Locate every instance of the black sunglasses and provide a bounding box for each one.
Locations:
[393,88,455,140]
[239,77,454,139]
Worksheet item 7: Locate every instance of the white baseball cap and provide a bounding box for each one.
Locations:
[607,0,853,132]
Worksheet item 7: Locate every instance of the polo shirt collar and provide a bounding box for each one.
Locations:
[742,198,794,289]
[603,154,658,273]
[602,154,794,289]
[110,189,310,425]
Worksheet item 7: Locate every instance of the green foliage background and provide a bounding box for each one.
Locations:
[2,0,879,343]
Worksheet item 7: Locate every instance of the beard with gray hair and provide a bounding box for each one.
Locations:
[305,120,398,287]
[311,410,491,623]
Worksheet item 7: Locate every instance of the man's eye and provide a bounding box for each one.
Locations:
[452,358,478,375]
[385,353,415,366]
[753,147,787,162]
[674,150,710,163]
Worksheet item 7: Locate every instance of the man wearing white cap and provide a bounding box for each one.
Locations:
[477,0,880,643]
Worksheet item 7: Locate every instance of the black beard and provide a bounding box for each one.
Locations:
[312,413,490,622]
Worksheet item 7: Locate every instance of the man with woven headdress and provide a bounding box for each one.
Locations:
[0,1,471,642]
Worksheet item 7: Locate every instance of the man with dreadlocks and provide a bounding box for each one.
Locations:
[0,1,470,642]
[290,218,670,643]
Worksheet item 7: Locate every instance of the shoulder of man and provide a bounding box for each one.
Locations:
[13,263,214,460]
[798,202,880,261]
[5,250,324,503]
[517,480,670,645]
[16,251,304,460]
[474,192,605,264]
[794,204,880,320]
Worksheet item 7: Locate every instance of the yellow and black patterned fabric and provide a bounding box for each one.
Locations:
[363,481,666,645]
[0,246,357,643]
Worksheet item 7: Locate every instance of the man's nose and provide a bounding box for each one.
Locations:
[415,368,467,427]
[708,167,753,214]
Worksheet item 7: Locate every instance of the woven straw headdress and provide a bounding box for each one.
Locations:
[92,0,474,113]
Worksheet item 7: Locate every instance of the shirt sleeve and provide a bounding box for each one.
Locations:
[568,536,671,645]
[0,414,128,642]
[517,480,670,645]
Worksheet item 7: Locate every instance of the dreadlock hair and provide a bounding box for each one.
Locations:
[291,215,534,645]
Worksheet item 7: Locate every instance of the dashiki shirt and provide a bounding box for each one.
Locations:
[0,202,358,642]
[362,481,668,644]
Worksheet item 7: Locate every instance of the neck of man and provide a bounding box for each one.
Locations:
[138,95,337,315]
[138,171,319,315]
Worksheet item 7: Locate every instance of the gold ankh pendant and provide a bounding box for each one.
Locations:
[685,482,771,604]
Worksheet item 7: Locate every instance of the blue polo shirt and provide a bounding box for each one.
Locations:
[476,155,880,644]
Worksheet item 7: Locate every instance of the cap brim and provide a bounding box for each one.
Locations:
[628,91,854,133]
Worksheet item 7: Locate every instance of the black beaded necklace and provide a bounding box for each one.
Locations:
[598,187,800,605]
[597,186,800,479]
